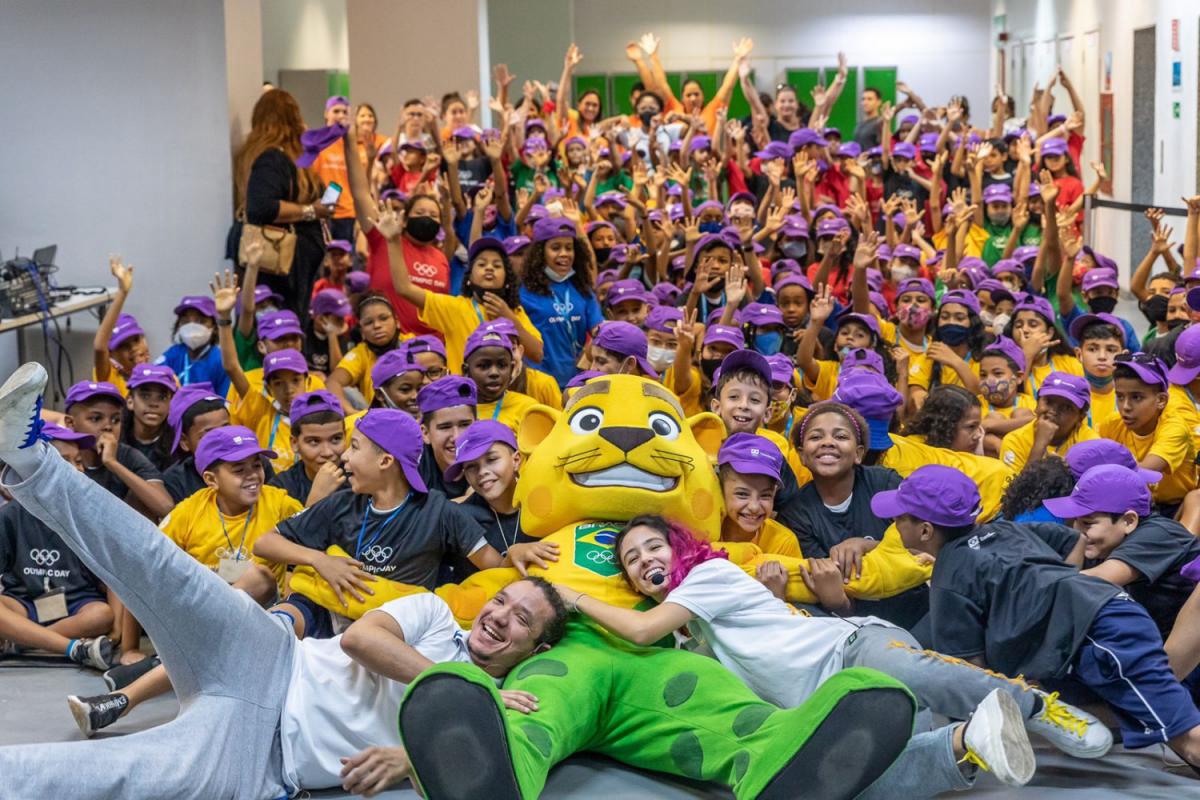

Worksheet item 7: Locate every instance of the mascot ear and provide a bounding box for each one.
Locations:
[687,412,727,460]
[518,405,561,453]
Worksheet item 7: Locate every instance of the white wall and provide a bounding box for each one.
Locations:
[261,0,349,82]
[0,0,236,402]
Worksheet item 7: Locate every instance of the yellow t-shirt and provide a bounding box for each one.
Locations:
[877,318,927,358]
[933,225,988,259]
[803,360,839,402]
[1099,413,1197,504]
[232,391,296,473]
[521,366,563,410]
[94,366,129,396]
[1088,387,1117,428]
[664,364,704,417]
[756,427,811,488]
[723,518,802,559]
[159,485,302,588]
[979,391,1037,419]
[907,353,981,392]
[1168,386,1200,442]
[998,419,1098,473]
[882,435,1013,522]
[1027,354,1085,397]
[476,390,539,437]
[419,294,543,375]
[334,340,415,407]
[227,369,325,407]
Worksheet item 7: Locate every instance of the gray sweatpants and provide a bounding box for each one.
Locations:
[0,445,296,800]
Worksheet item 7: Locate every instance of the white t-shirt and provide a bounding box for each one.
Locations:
[279,594,471,791]
[665,559,895,709]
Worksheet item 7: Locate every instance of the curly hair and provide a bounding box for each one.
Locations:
[463,242,522,310]
[522,236,596,298]
[1001,455,1076,520]
[614,515,728,592]
[904,385,980,449]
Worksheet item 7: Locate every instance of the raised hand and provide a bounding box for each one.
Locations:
[492,63,514,89]
[624,41,643,61]
[473,182,495,210]
[879,101,895,123]
[639,33,660,56]
[854,230,880,269]
[465,89,480,111]
[1037,168,1060,205]
[677,307,701,351]
[809,284,836,324]
[374,207,405,240]
[724,262,748,307]
[1151,219,1176,255]
[1011,202,1029,230]
[564,43,583,71]
[682,216,702,243]
[732,37,754,59]
[560,197,582,224]
[209,269,239,317]
[109,255,134,294]
[481,136,503,161]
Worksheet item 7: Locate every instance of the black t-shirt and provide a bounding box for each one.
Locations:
[438,492,532,585]
[163,454,275,504]
[454,157,493,196]
[419,444,469,500]
[882,166,929,210]
[276,489,487,589]
[268,460,350,506]
[125,436,172,472]
[86,443,162,500]
[0,502,105,602]
[931,519,1120,679]
[853,117,883,149]
[1084,514,1200,640]
[302,328,350,376]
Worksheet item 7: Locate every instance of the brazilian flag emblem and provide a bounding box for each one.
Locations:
[573,522,622,577]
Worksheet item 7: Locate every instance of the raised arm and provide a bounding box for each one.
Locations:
[373,206,427,310]
[712,39,755,109]
[481,136,512,221]
[797,285,835,383]
[443,143,467,218]
[819,52,849,117]
[851,233,879,315]
[555,44,583,130]
[212,269,250,399]
[344,125,379,233]
[237,247,262,338]
[93,256,134,383]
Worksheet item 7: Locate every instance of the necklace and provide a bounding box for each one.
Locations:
[493,507,517,553]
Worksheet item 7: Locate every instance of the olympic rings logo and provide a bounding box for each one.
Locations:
[30,549,60,566]
[361,545,394,564]
[411,262,439,278]
[586,550,615,565]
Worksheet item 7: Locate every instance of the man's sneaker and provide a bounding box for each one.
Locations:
[0,363,48,452]
[67,693,128,737]
[68,636,117,671]
[960,689,1036,786]
[102,656,161,692]
[1027,689,1112,758]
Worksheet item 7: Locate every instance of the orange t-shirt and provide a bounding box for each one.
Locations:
[313,139,354,221]
[355,133,388,168]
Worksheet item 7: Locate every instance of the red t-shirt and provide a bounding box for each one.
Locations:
[364,227,450,337]
[806,261,854,305]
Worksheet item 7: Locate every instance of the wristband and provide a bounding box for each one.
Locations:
[302,204,316,222]
[217,317,233,327]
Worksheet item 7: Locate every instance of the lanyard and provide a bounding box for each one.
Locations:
[985,397,1016,416]
[471,299,485,326]
[217,503,255,560]
[268,412,283,451]
[784,413,794,439]
[1028,365,1043,399]
[179,345,209,384]
[356,495,411,559]
[491,393,505,420]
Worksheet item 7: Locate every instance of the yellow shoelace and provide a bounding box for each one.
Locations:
[959,749,991,773]
[1039,691,1089,738]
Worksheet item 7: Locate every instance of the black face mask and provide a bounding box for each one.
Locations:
[406,216,440,244]
[700,357,723,381]
[593,247,613,265]
[366,338,396,357]
[1087,296,1118,314]
[467,284,491,302]
[639,110,656,129]
[1170,316,1189,330]
[1141,294,1169,325]
[937,324,971,346]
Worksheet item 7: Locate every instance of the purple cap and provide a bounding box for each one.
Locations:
[593,321,658,379]
[532,217,576,243]
[1068,312,1123,344]
[982,183,1013,204]
[1012,245,1039,264]
[871,464,982,526]
[525,117,548,131]
[1041,137,1069,157]
[464,325,514,360]
[981,336,1026,373]
[788,128,828,149]
[443,420,518,483]
[295,123,348,168]
[325,95,349,111]
[693,233,734,257]
[108,314,145,350]
[837,141,863,159]
[464,236,505,264]
[566,370,605,389]
[891,243,920,261]
[452,126,478,140]
[1081,269,1119,293]
[645,304,683,333]
[1187,286,1200,313]
[1065,440,1163,483]
[773,273,815,299]
[262,348,308,377]
[917,132,939,154]
[977,279,1015,306]
[379,188,406,204]
[167,382,224,453]
[597,269,622,287]
[195,425,275,475]
[765,353,795,385]
[290,390,343,423]
[866,145,883,157]
[831,369,903,434]
[65,380,123,409]
[126,364,178,394]
[42,423,95,450]
[780,218,809,238]
[895,277,935,300]
[252,285,284,307]
[606,279,653,309]
[1013,295,1055,324]
[346,271,371,293]
[1115,353,1168,388]
[1170,326,1200,384]
[703,324,746,349]
[1027,183,1042,197]
[258,310,303,341]
[502,235,531,255]
[939,289,981,316]
[1039,371,1090,409]
[173,295,217,319]
[354,409,428,493]
[689,135,712,153]
[771,258,801,275]
[891,141,917,160]
[868,292,890,316]
[991,259,1025,278]
[650,283,682,307]
[521,137,547,155]
[836,312,882,339]
[1045,464,1152,520]
[371,347,423,388]
[740,303,785,329]
[815,216,850,238]
[718,432,783,482]
[841,347,884,374]
[417,375,477,415]
[727,191,757,209]
[595,192,628,210]
[311,288,351,317]
[325,239,353,254]
[714,349,771,386]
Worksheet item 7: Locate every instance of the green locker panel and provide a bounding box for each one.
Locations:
[822,66,858,140]
[862,67,898,107]
[611,73,641,116]
[573,74,610,114]
[683,70,719,118]
[328,71,350,100]
[727,69,754,120]
[664,72,683,103]
[784,68,822,121]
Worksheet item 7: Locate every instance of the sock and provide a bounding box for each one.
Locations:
[66,638,81,662]
[1,438,50,482]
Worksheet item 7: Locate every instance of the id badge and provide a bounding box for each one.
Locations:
[34,588,68,623]
[217,556,251,584]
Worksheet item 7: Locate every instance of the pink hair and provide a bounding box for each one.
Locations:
[616,515,728,593]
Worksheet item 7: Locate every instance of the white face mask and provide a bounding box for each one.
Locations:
[646,345,676,372]
[255,306,277,321]
[891,265,915,283]
[991,312,1012,335]
[177,322,211,350]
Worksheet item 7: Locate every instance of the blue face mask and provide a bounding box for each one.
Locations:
[698,221,724,234]
[1085,372,1113,388]
[544,267,575,284]
[937,324,971,346]
[754,331,784,356]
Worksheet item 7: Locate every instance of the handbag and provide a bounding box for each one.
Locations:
[237,208,297,277]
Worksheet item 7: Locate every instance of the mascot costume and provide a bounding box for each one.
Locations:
[290,375,933,799]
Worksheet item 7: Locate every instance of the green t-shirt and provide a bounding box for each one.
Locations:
[981,221,1041,266]
[235,325,262,371]
[510,162,559,193]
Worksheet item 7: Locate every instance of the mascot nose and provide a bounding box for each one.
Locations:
[599,426,655,453]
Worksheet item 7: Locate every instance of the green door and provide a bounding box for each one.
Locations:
[821,66,858,140]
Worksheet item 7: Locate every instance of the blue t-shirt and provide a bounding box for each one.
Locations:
[520,283,604,387]
[1060,305,1140,352]
[156,343,230,396]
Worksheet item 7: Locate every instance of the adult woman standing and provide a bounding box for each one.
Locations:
[233,89,330,316]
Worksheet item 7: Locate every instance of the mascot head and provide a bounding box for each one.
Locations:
[515,375,725,540]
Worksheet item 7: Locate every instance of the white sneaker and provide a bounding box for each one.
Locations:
[1027,689,1113,758]
[961,689,1036,786]
[0,362,48,453]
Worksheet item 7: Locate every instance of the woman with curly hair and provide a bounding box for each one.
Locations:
[999,455,1076,524]
[903,385,983,453]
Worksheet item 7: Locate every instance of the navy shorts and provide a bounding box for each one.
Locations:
[1072,595,1200,749]
[8,593,106,626]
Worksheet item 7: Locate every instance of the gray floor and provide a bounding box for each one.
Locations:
[2,660,1199,799]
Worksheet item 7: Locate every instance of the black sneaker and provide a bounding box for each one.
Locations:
[67,692,128,737]
[102,656,161,692]
[68,636,116,670]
